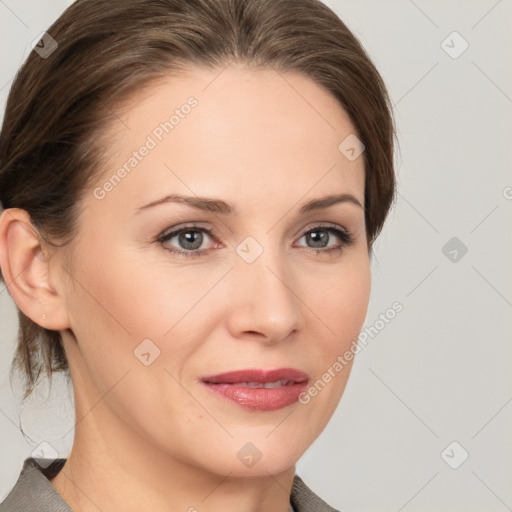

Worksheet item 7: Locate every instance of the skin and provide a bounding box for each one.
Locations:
[0,63,370,512]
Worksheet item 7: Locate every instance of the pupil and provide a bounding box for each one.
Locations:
[179,230,203,250]
[308,230,328,248]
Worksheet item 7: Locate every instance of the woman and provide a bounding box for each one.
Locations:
[0,0,395,510]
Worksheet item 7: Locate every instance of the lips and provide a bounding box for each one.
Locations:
[201,368,309,411]
[201,368,309,385]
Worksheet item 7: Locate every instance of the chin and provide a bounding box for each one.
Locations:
[222,453,300,478]
[181,434,306,478]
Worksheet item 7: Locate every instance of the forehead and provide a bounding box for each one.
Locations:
[89,64,365,214]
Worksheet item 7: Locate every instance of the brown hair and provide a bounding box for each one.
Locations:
[0,0,395,400]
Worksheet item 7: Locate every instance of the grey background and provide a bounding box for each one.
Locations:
[1,1,511,511]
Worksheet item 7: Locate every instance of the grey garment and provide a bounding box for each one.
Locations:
[0,458,339,512]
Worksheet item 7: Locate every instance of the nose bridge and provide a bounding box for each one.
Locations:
[227,236,301,340]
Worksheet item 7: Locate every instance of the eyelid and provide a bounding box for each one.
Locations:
[299,221,349,236]
[157,222,216,240]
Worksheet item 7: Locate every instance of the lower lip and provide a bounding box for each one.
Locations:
[203,382,308,411]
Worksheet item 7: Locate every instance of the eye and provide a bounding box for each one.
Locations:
[157,225,218,258]
[156,222,354,259]
[295,224,354,255]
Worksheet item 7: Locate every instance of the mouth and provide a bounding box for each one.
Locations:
[201,368,309,411]
[202,368,309,385]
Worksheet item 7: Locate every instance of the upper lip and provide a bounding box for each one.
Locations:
[202,368,309,384]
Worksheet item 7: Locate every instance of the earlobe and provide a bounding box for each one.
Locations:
[0,208,70,330]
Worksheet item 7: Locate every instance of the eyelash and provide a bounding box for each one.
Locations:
[156,223,355,259]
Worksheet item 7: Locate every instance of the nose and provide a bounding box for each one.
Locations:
[225,249,302,345]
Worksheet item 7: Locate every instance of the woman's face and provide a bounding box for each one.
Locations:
[54,64,370,476]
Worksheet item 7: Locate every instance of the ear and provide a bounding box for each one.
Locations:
[0,208,70,330]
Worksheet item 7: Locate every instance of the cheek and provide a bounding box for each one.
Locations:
[64,245,229,376]
[293,255,370,436]
[305,251,371,351]
[333,262,371,341]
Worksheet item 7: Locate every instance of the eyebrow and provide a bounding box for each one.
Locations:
[135,192,363,215]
